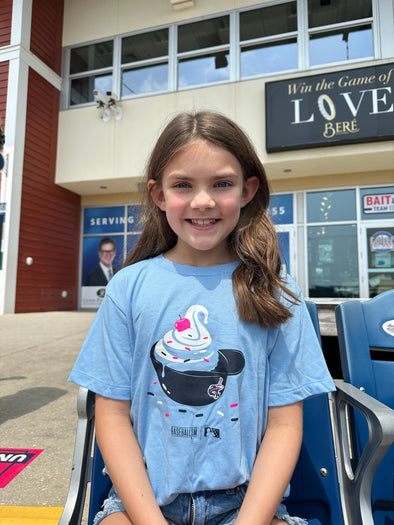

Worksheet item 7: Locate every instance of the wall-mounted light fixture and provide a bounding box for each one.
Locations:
[93,90,122,122]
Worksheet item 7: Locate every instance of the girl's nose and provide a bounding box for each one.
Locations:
[190,189,215,209]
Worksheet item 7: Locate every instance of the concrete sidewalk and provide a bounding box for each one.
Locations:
[0,310,96,509]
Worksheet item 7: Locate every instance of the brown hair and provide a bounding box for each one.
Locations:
[124,111,298,327]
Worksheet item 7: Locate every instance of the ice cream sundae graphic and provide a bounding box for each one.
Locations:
[151,305,245,406]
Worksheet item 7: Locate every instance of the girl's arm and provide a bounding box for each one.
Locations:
[235,401,303,525]
[95,395,167,525]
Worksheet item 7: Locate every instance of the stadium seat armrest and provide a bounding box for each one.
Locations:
[333,379,394,525]
[58,387,96,525]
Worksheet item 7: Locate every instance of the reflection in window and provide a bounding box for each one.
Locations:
[240,3,297,79]
[65,0,380,106]
[310,25,373,66]
[178,53,230,88]
[70,74,113,106]
[178,16,229,53]
[122,29,168,63]
[70,41,113,74]
[240,2,297,40]
[308,224,359,298]
[122,64,168,96]
[307,190,356,222]
[241,38,297,77]
[308,0,372,28]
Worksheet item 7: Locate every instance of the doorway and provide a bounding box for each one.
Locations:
[361,223,394,297]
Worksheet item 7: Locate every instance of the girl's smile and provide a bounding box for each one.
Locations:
[149,140,259,266]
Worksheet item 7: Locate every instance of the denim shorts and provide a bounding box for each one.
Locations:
[93,484,308,525]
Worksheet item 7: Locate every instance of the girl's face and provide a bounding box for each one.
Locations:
[149,140,259,266]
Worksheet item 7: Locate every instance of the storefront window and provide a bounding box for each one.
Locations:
[360,187,394,297]
[367,227,394,297]
[307,189,356,222]
[308,224,359,298]
[360,186,394,220]
[81,205,142,308]
[307,189,358,298]
[269,194,294,276]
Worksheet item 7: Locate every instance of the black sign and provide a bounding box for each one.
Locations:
[265,63,394,152]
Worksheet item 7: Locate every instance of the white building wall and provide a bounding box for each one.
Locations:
[56,0,394,198]
[62,0,273,47]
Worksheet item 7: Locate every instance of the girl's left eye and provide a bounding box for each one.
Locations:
[215,181,232,188]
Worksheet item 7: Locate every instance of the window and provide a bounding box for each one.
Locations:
[360,186,394,220]
[308,0,373,67]
[64,0,383,107]
[178,16,230,88]
[308,224,359,298]
[306,190,358,298]
[121,29,169,96]
[69,41,113,106]
[240,2,298,78]
[307,190,356,222]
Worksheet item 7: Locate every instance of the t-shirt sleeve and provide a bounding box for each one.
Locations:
[268,292,335,407]
[68,291,132,400]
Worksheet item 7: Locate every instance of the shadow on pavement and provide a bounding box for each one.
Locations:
[0,387,68,424]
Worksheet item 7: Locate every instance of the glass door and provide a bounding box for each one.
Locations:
[361,223,394,297]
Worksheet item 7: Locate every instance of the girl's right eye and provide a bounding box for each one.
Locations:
[173,182,190,189]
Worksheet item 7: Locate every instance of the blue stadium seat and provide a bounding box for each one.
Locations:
[335,290,394,525]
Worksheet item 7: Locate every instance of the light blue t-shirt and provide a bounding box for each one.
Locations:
[69,254,334,506]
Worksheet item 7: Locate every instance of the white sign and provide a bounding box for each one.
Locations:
[363,193,394,214]
[81,286,106,308]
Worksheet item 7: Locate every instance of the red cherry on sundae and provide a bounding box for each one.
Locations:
[175,317,191,332]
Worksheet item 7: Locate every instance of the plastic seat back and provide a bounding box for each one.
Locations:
[285,301,343,525]
[335,290,394,525]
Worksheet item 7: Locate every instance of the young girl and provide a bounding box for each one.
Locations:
[69,111,335,525]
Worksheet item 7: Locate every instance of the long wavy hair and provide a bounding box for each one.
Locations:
[124,111,298,327]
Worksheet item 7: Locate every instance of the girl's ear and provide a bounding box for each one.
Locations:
[148,179,166,212]
[241,176,260,208]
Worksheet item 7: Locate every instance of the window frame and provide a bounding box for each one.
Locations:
[62,0,384,109]
[120,25,170,99]
[67,37,115,108]
[176,14,232,90]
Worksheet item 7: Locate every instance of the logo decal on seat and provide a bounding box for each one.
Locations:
[382,320,394,337]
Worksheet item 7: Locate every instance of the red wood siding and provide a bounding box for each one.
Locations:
[15,69,81,312]
[30,0,64,75]
[0,0,12,47]
[0,62,8,122]
[0,61,8,192]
